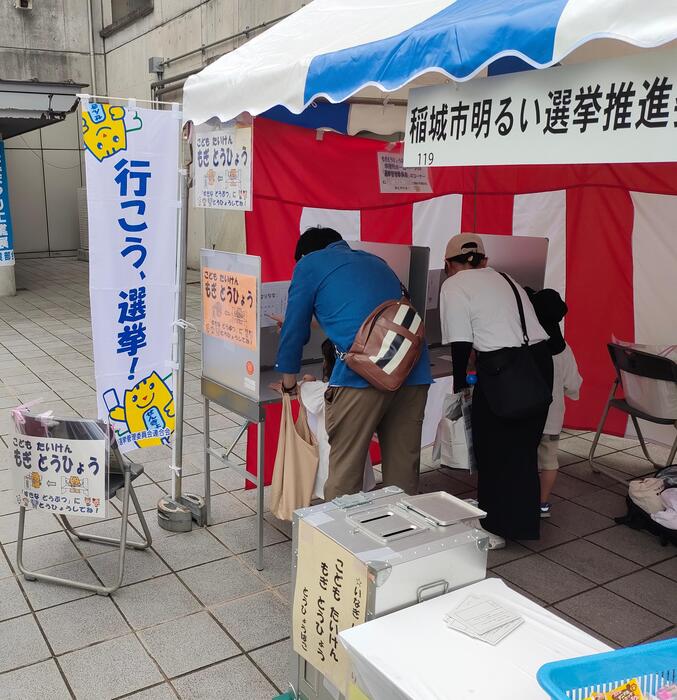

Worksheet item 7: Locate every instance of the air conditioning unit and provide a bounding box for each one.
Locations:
[14,0,33,10]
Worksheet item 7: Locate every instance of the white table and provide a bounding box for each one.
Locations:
[340,578,610,700]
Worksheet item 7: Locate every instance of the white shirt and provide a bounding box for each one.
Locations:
[440,267,549,352]
[299,380,375,499]
[544,343,582,435]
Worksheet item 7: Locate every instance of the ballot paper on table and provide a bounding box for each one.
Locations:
[444,595,524,645]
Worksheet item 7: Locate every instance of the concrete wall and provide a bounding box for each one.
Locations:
[0,0,106,256]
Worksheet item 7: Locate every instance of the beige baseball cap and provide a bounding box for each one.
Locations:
[445,233,485,260]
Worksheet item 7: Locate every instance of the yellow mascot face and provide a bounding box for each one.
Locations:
[82,104,128,162]
[122,371,175,448]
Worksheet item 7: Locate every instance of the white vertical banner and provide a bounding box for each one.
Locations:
[82,102,181,452]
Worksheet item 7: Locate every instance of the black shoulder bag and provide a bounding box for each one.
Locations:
[475,273,552,419]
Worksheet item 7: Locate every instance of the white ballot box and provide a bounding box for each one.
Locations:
[340,578,611,700]
[290,487,488,700]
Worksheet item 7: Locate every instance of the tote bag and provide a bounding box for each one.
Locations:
[270,393,319,521]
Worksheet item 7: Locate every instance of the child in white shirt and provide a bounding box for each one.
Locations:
[530,289,582,517]
[299,340,375,499]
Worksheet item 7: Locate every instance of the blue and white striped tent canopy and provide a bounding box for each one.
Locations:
[183,0,677,133]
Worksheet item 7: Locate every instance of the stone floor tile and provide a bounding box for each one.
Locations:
[555,588,671,647]
[4,530,82,570]
[642,626,677,643]
[72,518,131,556]
[179,556,266,607]
[126,683,180,699]
[87,547,170,587]
[547,608,618,648]
[250,638,292,693]
[117,482,168,512]
[624,443,675,465]
[19,559,99,610]
[559,436,615,458]
[114,574,201,630]
[0,549,12,578]
[486,541,531,569]
[128,512,176,543]
[173,655,275,700]
[0,510,62,544]
[586,526,675,566]
[174,472,225,495]
[0,489,19,516]
[0,659,71,699]
[492,554,595,604]
[139,610,239,678]
[0,614,51,673]
[518,521,578,552]
[605,570,677,623]
[571,489,629,520]
[264,512,293,539]
[0,574,30,622]
[542,539,640,584]
[151,528,230,571]
[59,634,163,700]
[207,491,256,524]
[418,469,470,495]
[550,473,604,500]
[242,541,293,586]
[212,590,290,651]
[208,515,287,554]
[231,486,271,515]
[275,582,293,604]
[210,466,248,492]
[650,557,677,582]
[547,500,615,536]
[596,451,653,477]
[37,594,130,654]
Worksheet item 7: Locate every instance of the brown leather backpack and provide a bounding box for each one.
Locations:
[343,292,425,392]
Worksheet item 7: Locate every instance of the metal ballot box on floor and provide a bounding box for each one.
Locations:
[290,487,489,700]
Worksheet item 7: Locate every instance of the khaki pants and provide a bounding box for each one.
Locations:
[324,384,429,501]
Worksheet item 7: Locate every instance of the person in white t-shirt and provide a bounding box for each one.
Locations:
[528,288,582,518]
[440,233,553,548]
[300,340,376,499]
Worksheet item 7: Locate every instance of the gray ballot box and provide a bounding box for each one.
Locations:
[290,487,489,700]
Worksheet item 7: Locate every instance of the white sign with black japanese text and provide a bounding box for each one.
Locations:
[194,122,252,210]
[11,433,108,519]
[377,150,431,193]
[404,47,677,167]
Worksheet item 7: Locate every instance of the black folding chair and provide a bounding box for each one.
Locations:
[15,414,152,596]
[589,343,677,483]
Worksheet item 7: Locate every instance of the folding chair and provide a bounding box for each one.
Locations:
[15,415,152,596]
[589,343,677,483]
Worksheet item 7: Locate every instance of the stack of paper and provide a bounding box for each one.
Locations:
[444,595,523,645]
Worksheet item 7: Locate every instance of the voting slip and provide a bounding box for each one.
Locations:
[444,595,523,645]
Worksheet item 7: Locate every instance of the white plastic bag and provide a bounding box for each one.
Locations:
[432,391,476,471]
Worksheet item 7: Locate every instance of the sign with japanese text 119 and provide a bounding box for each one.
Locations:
[194,121,252,210]
[11,431,108,519]
[82,101,181,453]
[404,46,677,167]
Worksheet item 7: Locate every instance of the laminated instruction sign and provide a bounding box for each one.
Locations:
[405,46,677,167]
[377,150,431,194]
[293,518,368,695]
[11,432,107,519]
[194,121,252,210]
[202,267,257,350]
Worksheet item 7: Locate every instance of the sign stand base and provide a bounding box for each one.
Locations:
[157,494,206,532]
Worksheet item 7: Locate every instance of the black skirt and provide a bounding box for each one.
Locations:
[472,341,554,540]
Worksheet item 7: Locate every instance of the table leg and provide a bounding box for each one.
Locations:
[203,396,211,526]
[256,412,265,571]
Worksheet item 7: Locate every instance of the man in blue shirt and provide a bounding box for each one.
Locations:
[276,227,432,499]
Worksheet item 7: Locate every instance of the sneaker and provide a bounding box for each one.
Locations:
[540,502,552,518]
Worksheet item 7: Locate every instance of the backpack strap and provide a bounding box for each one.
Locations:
[500,272,529,346]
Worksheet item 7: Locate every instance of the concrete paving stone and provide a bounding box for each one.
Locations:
[113,574,202,630]
[231,485,271,515]
[486,571,547,605]
[275,583,293,604]
[650,557,677,582]
[173,654,276,700]
[596,451,654,477]
[547,608,618,648]
[207,491,256,524]
[179,556,267,607]
[242,541,293,586]
[210,466,248,492]
[0,488,19,516]
[139,610,239,678]
[418,469,470,495]
[128,512,176,543]
[518,520,578,552]
[176,472,225,496]
[582,434,640,451]
[487,540,533,569]
[4,530,82,571]
[115,482,168,512]
[19,559,100,610]
[152,528,230,571]
[547,500,615,537]
[0,659,71,699]
[59,634,163,700]
[72,518,132,555]
[126,683,180,699]
[264,512,293,539]
[492,553,595,604]
[250,638,292,693]
[38,594,131,654]
[643,627,677,643]
[188,412,239,433]
[0,574,30,621]
[88,546,171,587]
[550,473,604,500]
[0,469,14,490]
[559,436,616,459]
[0,614,51,673]
[555,588,671,647]
[130,445,173,464]
[625,443,675,464]
[0,549,12,578]
[0,510,63,544]
[571,489,629,520]
[542,539,640,584]
[208,515,287,554]
[605,569,677,623]
[586,526,676,566]
[212,590,291,651]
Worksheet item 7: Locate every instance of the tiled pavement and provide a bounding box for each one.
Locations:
[0,258,675,699]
